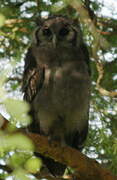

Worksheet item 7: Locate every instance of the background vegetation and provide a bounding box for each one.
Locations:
[0,0,117,179]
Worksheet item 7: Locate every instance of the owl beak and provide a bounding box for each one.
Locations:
[52,35,57,48]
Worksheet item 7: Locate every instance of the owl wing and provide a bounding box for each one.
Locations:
[22,47,44,102]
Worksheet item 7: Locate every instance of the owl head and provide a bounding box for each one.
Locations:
[32,16,83,48]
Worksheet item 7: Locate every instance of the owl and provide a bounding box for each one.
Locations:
[22,16,91,176]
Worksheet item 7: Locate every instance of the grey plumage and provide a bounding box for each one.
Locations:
[22,16,91,176]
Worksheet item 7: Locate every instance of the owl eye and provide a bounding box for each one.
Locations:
[59,27,69,36]
[43,28,52,36]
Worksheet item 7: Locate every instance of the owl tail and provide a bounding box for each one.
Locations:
[38,154,66,177]
[44,157,66,176]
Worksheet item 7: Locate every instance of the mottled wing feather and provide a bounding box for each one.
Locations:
[22,48,44,102]
[23,68,40,102]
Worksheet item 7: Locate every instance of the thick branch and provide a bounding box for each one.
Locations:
[0,115,116,180]
[27,133,117,180]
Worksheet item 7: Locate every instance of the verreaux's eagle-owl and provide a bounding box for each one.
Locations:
[22,16,91,176]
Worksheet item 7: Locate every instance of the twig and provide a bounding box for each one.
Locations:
[5,77,22,83]
[0,165,12,173]
[96,61,117,98]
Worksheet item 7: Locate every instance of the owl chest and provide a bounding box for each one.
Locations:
[39,62,90,110]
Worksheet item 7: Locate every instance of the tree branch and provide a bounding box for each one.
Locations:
[0,114,116,180]
[67,0,117,98]
[5,77,22,83]
[96,61,117,98]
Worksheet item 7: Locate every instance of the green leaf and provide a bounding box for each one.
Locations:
[24,156,42,174]
[11,168,37,180]
[4,99,31,127]
[0,14,6,27]
[0,132,34,154]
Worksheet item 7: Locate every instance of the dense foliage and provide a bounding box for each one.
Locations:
[0,0,117,179]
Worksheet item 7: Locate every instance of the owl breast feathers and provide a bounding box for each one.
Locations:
[22,15,91,176]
